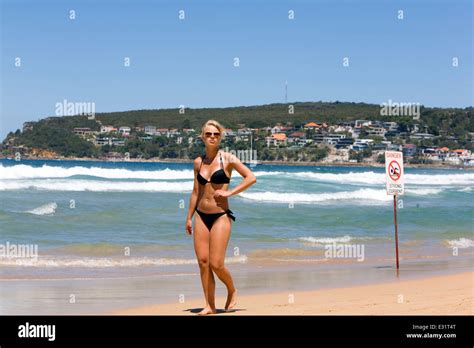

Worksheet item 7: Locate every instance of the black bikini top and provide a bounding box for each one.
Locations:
[197,152,230,185]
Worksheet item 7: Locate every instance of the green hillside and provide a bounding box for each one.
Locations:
[2,102,473,159]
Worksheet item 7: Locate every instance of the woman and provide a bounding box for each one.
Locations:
[185,120,257,315]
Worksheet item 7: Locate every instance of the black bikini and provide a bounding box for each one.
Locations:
[195,151,236,231]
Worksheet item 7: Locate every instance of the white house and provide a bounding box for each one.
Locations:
[119,127,131,136]
[144,125,157,135]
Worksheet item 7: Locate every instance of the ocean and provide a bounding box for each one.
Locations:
[0,158,472,314]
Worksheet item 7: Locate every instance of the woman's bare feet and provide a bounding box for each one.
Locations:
[225,289,237,311]
[197,305,216,315]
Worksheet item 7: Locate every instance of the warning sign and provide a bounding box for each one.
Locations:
[388,160,401,181]
[385,151,404,195]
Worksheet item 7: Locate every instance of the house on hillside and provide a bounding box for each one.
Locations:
[402,144,417,157]
[265,133,287,147]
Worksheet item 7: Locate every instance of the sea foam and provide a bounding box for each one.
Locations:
[26,202,58,215]
[1,164,473,187]
[446,238,474,249]
[239,188,441,204]
[0,255,248,267]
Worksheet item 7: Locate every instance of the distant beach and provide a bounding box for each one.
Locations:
[1,154,472,169]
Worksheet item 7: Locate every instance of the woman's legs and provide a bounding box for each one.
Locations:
[209,215,237,310]
[193,213,216,315]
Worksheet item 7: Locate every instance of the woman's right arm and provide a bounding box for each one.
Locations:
[185,158,200,235]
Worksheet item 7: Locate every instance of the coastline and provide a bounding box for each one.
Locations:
[113,271,473,315]
[1,155,472,170]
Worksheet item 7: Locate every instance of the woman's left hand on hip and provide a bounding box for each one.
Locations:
[214,189,232,199]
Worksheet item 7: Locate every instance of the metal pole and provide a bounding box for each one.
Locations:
[394,194,400,272]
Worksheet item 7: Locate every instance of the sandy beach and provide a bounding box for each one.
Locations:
[114,271,473,315]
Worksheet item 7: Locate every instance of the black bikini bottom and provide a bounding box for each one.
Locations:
[195,208,236,231]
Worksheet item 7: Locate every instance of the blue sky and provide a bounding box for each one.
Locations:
[1,0,472,138]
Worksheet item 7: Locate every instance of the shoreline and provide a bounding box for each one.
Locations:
[1,156,472,170]
[113,271,473,315]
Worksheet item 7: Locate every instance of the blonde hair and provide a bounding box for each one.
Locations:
[201,119,225,139]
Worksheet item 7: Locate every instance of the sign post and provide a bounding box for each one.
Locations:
[385,151,404,274]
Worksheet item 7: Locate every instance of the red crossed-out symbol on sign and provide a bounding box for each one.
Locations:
[388,160,401,181]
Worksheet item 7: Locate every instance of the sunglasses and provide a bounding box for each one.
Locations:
[204,132,221,137]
